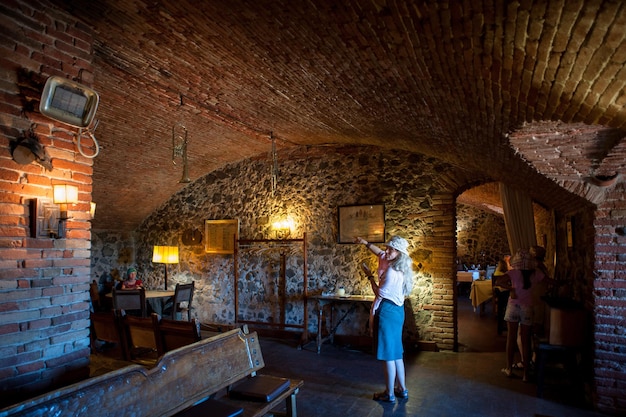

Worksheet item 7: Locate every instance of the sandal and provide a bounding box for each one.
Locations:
[394,388,409,399]
[511,362,524,369]
[501,367,512,377]
[373,391,396,403]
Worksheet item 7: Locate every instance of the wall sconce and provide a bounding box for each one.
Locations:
[152,245,179,290]
[88,202,96,220]
[52,184,78,238]
[272,217,294,240]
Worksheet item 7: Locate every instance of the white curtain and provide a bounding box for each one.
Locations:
[499,182,537,255]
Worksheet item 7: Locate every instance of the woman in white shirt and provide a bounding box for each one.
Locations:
[356,235,414,403]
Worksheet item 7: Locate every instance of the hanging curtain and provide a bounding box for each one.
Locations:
[499,182,537,255]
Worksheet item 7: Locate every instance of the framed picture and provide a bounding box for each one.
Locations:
[338,204,385,244]
[566,218,573,248]
[29,198,59,238]
[205,219,239,254]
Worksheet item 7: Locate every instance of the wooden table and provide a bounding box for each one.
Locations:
[307,294,375,354]
[470,280,493,312]
[145,290,175,315]
[144,290,175,299]
[457,271,475,282]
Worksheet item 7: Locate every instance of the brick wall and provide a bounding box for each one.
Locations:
[593,182,626,414]
[2,1,626,415]
[0,0,94,405]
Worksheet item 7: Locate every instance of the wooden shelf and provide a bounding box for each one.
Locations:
[233,233,308,345]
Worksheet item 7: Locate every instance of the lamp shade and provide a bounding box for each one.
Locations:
[53,184,79,204]
[152,246,179,264]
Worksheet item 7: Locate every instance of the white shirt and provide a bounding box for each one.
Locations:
[372,254,405,313]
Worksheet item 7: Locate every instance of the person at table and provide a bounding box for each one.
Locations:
[121,267,143,290]
[496,248,546,382]
[493,255,511,335]
[355,235,414,404]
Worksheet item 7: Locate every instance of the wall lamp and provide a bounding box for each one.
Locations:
[152,245,179,290]
[88,202,96,220]
[52,184,78,238]
[272,216,295,239]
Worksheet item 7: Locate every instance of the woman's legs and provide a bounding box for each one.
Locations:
[384,360,396,395]
[520,323,532,381]
[505,320,519,371]
[383,359,407,394]
[516,325,524,367]
[394,359,407,391]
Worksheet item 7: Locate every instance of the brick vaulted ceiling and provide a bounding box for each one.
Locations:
[51,0,626,232]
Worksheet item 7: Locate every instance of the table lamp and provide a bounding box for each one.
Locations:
[152,245,179,290]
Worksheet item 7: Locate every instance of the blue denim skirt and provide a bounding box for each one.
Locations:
[373,299,404,361]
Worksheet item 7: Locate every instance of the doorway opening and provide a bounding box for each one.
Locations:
[456,182,508,352]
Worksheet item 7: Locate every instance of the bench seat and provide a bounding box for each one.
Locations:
[0,327,303,417]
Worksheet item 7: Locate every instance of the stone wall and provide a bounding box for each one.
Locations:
[455,203,508,268]
[92,146,495,350]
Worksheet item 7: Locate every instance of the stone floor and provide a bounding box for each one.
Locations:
[90,296,609,417]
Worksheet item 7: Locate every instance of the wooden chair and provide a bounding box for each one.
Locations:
[112,287,147,318]
[90,311,128,360]
[89,280,103,312]
[159,317,200,353]
[122,312,163,365]
[162,282,194,321]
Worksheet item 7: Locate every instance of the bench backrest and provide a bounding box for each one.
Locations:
[0,328,265,417]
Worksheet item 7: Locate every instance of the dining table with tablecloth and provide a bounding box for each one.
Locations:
[469,279,493,312]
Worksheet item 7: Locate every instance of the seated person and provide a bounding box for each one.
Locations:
[121,267,143,289]
[493,255,511,335]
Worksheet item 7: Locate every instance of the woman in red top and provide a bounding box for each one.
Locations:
[121,267,143,289]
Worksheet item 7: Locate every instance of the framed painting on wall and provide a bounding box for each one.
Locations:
[337,204,385,244]
[205,219,239,254]
[566,218,573,248]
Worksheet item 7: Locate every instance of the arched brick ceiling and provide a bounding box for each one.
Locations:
[50,0,626,231]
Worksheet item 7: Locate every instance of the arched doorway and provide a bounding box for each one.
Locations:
[455,182,556,353]
[456,182,508,352]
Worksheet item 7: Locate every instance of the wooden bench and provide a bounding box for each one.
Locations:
[0,327,303,417]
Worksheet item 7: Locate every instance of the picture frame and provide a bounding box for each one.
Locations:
[566,218,573,248]
[338,204,385,244]
[205,219,239,254]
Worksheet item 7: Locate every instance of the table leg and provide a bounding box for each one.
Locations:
[316,305,323,354]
